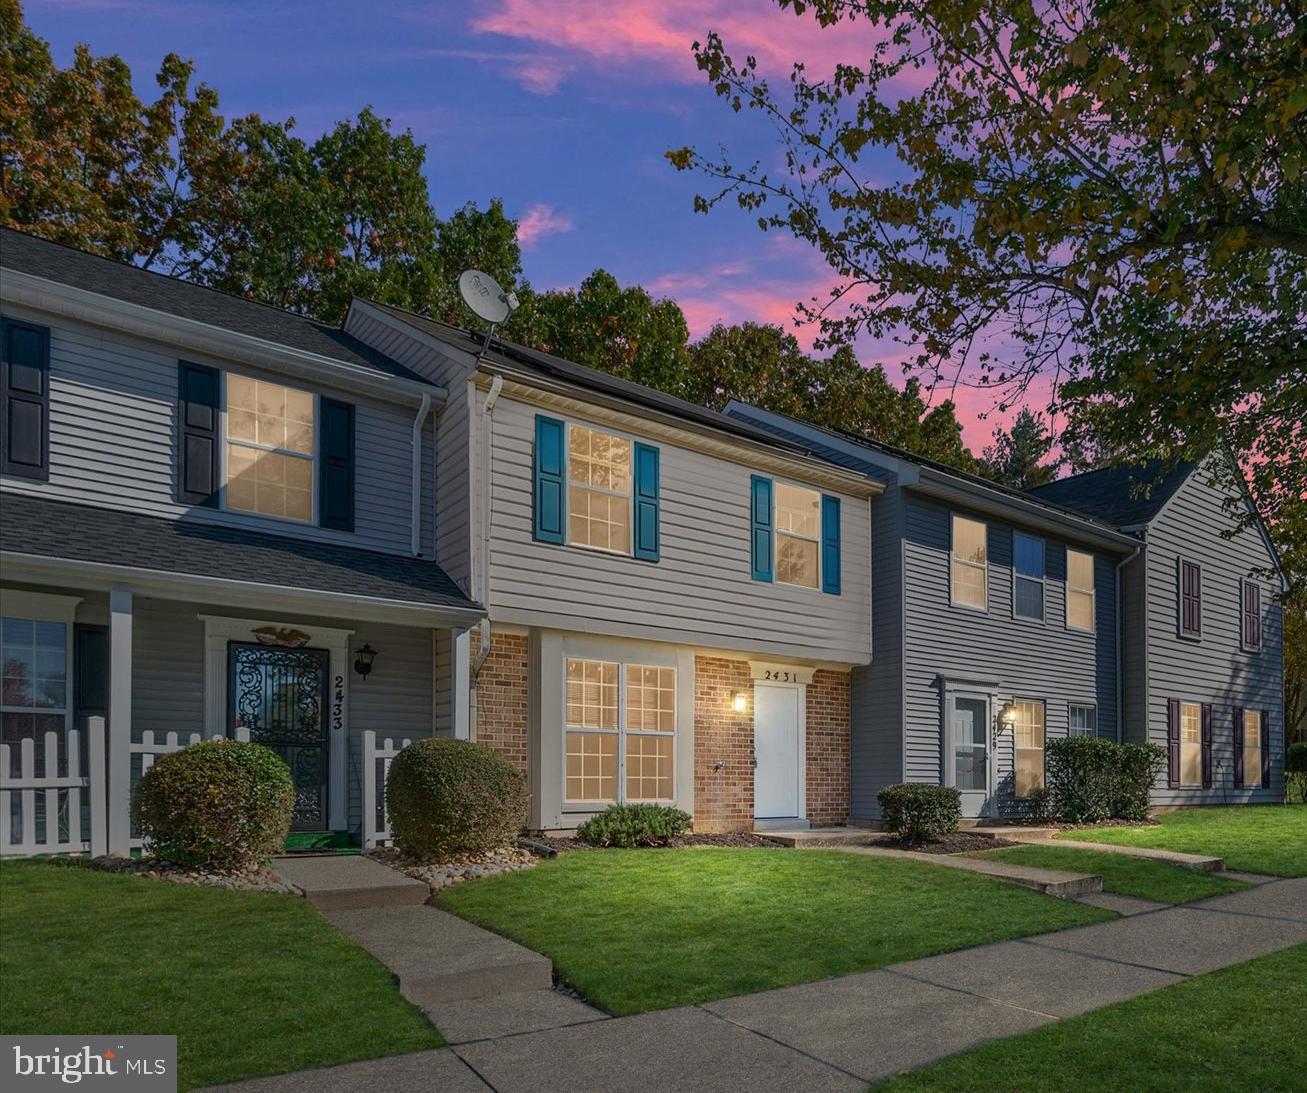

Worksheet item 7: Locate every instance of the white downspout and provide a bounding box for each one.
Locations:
[410,392,432,556]
[472,373,505,683]
[1115,543,1142,743]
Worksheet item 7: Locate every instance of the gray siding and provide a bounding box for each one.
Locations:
[0,304,435,558]
[1121,552,1149,742]
[1140,466,1285,804]
[485,394,874,663]
[900,494,1119,813]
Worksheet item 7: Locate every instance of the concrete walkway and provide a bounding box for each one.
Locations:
[202,876,1307,1093]
[989,830,1225,872]
[271,854,428,910]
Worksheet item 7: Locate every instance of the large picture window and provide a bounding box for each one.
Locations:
[951,515,988,610]
[1013,532,1045,620]
[1012,699,1045,797]
[1179,701,1202,786]
[775,482,821,589]
[564,657,676,805]
[567,424,632,553]
[1066,549,1096,633]
[226,375,315,522]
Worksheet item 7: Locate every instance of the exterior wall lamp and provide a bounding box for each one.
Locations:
[731,691,748,714]
[993,701,1017,749]
[354,643,378,681]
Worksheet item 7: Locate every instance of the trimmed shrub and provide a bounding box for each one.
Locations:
[1022,786,1058,826]
[876,783,961,842]
[386,738,527,860]
[132,739,294,871]
[575,804,692,848]
[1112,742,1167,820]
[1046,736,1117,823]
[1286,742,1307,804]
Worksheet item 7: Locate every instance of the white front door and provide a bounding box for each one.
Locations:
[754,683,801,818]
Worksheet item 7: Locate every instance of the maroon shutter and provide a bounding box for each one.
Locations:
[1179,562,1202,637]
[1167,698,1181,788]
[1261,711,1272,789]
[1243,582,1261,649]
[1232,706,1244,788]
[1200,703,1213,788]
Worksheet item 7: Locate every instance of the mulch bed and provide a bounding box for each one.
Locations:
[527,832,780,853]
[878,832,1023,854]
[74,854,300,894]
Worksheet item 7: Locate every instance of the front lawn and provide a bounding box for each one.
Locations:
[874,943,1307,1091]
[1057,805,1307,877]
[438,847,1113,1015]
[972,845,1251,904]
[0,861,441,1091]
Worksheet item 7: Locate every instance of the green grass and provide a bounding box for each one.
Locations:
[0,860,441,1091]
[874,943,1307,1091]
[972,845,1251,903]
[438,847,1113,1015]
[1057,805,1307,877]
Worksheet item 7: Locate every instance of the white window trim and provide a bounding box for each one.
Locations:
[1068,702,1097,738]
[773,478,823,592]
[1240,578,1262,653]
[950,514,989,612]
[1065,548,1096,634]
[1178,700,1202,787]
[1012,531,1046,623]
[0,590,81,736]
[1243,708,1263,786]
[564,420,636,558]
[563,657,677,807]
[1177,558,1203,641]
[219,370,320,527]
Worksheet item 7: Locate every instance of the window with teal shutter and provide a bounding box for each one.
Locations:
[632,442,660,561]
[533,415,565,543]
[821,494,841,594]
[750,475,773,581]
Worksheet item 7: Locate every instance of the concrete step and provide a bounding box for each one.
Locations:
[326,904,554,1006]
[270,854,429,910]
[840,845,1103,898]
[757,826,878,847]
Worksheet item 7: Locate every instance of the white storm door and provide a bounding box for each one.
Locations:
[754,683,801,818]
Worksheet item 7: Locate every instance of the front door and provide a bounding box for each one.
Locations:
[754,684,801,819]
[952,696,991,817]
[229,642,330,832]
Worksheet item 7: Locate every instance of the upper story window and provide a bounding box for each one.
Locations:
[1178,559,1202,639]
[1012,532,1045,621]
[225,375,315,523]
[1241,579,1261,652]
[951,515,988,610]
[567,424,632,554]
[775,482,821,589]
[1066,549,1095,633]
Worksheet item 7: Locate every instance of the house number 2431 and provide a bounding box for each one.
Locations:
[763,669,798,682]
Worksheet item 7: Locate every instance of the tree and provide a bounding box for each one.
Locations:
[1286,589,1306,746]
[981,409,1057,489]
[670,0,1306,561]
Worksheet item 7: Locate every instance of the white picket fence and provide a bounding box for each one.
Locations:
[0,718,107,858]
[127,727,249,848]
[362,730,411,849]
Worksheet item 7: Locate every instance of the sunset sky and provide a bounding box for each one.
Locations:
[27,0,1013,448]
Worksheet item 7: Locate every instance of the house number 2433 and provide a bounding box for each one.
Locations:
[333,675,344,733]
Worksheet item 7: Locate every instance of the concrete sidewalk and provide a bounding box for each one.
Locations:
[203,876,1306,1093]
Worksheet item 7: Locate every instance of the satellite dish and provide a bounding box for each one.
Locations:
[459,270,517,325]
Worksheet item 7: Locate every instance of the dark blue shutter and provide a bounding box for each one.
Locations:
[176,360,219,506]
[1201,703,1213,788]
[632,442,660,561]
[319,397,355,531]
[821,494,841,594]
[1261,711,1271,788]
[1232,706,1244,788]
[750,475,773,582]
[533,415,565,544]
[1166,699,1180,788]
[1,318,51,481]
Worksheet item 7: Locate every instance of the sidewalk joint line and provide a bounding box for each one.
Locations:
[450,1045,503,1092]
[439,1012,613,1047]
[881,966,1062,1021]
[1014,938,1193,978]
[694,1003,875,1085]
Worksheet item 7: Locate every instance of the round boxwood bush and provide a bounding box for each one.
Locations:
[386,738,527,859]
[576,803,692,847]
[131,739,294,872]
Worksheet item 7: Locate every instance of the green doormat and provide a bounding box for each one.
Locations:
[282,832,360,852]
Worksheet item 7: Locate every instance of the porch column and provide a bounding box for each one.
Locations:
[107,588,133,855]
[451,627,471,740]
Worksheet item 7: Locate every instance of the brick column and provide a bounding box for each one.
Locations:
[474,631,529,774]
[692,656,755,832]
[805,669,851,826]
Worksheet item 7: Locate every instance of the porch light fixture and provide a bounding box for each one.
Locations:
[354,643,378,681]
[731,691,748,714]
[999,703,1018,729]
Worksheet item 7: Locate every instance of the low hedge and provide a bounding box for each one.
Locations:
[131,739,294,871]
[1112,742,1167,819]
[877,783,961,842]
[1286,742,1307,804]
[575,803,692,847]
[386,738,527,860]
[1043,736,1165,823]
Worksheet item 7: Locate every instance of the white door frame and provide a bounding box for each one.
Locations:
[752,680,806,821]
[199,614,353,831]
[938,674,1001,819]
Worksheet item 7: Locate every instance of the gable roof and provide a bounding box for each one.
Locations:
[0,228,424,383]
[1026,460,1196,527]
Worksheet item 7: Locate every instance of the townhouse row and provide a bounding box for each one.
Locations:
[0,228,1286,845]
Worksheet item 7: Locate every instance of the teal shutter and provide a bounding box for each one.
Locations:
[750,475,773,581]
[821,494,841,594]
[533,415,565,543]
[632,442,660,561]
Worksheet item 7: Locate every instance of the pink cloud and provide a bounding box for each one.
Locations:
[516,203,577,249]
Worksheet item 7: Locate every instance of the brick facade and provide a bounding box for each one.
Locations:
[692,655,755,832]
[474,630,529,774]
[805,669,851,825]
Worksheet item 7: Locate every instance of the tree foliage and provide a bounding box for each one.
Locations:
[981,408,1057,489]
[671,0,1306,565]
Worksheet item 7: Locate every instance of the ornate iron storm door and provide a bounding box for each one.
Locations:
[228,642,330,832]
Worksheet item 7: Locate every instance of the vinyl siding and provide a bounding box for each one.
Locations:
[484,393,873,664]
[0,304,434,557]
[1121,551,1149,742]
[1141,466,1284,804]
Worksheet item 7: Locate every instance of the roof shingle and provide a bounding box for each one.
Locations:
[1026,460,1195,527]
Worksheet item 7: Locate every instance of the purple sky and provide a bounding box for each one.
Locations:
[28,0,1011,449]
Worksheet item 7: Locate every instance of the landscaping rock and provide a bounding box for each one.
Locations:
[878,833,1022,854]
[369,845,537,893]
[83,854,301,895]
[533,831,781,852]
